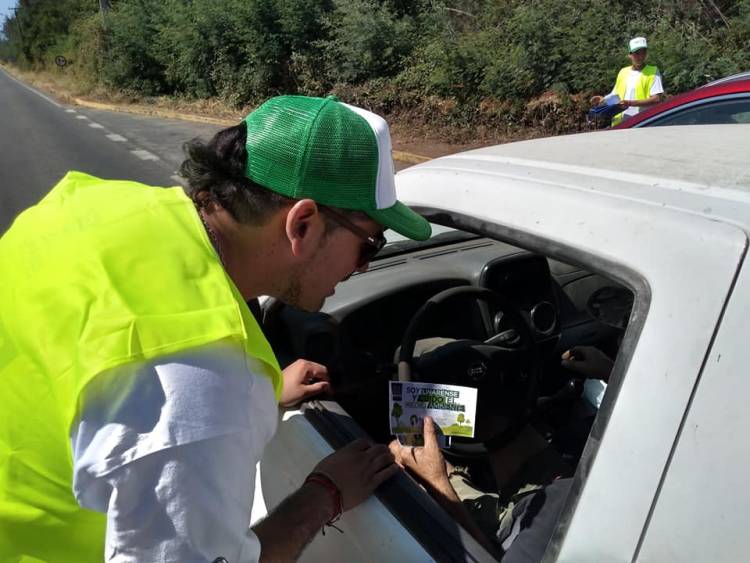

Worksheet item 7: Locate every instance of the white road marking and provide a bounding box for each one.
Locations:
[1,69,174,171]
[131,149,160,161]
[0,68,62,108]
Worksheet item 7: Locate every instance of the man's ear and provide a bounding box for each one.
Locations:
[285,199,325,259]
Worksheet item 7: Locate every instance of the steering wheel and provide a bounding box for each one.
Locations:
[397,286,542,456]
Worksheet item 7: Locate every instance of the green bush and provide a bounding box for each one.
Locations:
[320,0,419,84]
[100,0,168,94]
[152,0,216,98]
[149,0,332,104]
[4,0,750,133]
[67,14,107,89]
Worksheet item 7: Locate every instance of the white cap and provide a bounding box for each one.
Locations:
[629,37,648,53]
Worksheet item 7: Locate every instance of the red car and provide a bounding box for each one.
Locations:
[613,72,750,128]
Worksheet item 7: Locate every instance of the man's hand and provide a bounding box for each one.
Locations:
[590,95,603,106]
[313,439,398,511]
[280,359,330,407]
[388,417,451,494]
[561,345,614,380]
[253,439,397,562]
[390,418,500,555]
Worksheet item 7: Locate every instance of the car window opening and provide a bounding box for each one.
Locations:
[262,222,639,562]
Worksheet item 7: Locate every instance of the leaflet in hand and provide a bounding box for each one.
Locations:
[602,93,621,106]
[389,381,478,441]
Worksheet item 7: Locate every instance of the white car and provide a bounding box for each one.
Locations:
[252,125,750,562]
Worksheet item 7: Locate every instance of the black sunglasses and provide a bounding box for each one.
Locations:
[319,206,386,268]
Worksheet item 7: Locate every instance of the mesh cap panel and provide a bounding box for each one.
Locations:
[299,103,378,209]
[245,96,378,209]
[242,95,432,241]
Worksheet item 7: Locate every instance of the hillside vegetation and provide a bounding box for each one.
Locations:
[2,0,749,141]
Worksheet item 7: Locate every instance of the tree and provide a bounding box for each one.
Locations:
[391,402,403,427]
[6,0,95,67]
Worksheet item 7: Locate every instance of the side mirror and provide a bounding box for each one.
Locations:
[586,286,633,330]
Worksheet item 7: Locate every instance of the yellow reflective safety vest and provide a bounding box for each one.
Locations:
[0,172,282,562]
[612,64,659,125]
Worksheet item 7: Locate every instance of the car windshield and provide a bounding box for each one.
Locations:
[378,223,481,259]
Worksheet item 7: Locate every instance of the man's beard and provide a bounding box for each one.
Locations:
[278,265,324,312]
[279,271,303,309]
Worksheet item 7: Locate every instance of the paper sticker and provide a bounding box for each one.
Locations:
[389,381,478,438]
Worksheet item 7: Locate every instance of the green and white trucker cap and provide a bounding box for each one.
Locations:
[629,36,648,53]
[244,95,431,241]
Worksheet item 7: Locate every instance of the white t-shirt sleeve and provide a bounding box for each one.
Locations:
[650,72,664,96]
[71,339,279,563]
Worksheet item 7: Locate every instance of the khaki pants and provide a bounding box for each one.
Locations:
[449,447,569,550]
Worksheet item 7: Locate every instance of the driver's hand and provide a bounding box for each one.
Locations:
[388,417,452,492]
[561,346,614,381]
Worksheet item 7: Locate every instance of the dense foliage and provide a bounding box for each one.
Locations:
[2,0,749,132]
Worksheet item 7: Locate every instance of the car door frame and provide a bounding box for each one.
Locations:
[631,92,750,127]
[395,155,747,562]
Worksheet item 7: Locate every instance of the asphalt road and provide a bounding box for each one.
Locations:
[0,68,222,235]
[0,68,415,235]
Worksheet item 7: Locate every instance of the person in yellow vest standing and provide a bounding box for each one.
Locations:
[591,36,665,126]
[0,95,431,562]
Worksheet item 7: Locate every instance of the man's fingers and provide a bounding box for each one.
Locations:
[306,362,330,382]
[313,371,331,383]
[369,451,396,474]
[562,347,589,366]
[387,440,400,455]
[303,380,330,396]
[346,438,372,451]
[423,416,436,436]
[387,440,405,467]
[409,446,418,466]
[371,462,400,488]
[365,444,392,462]
[568,346,586,359]
[295,359,329,383]
[422,416,439,448]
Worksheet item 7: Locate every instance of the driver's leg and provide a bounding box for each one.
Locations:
[448,433,571,558]
[489,426,571,497]
[448,468,504,548]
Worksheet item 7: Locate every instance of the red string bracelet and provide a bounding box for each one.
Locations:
[304,471,344,534]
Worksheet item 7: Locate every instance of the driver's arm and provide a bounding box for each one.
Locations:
[388,418,500,556]
[561,346,614,380]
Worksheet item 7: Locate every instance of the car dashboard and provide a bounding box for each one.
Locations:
[263,236,624,444]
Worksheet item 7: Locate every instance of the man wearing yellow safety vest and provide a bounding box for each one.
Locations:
[591,36,665,126]
[0,95,431,562]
